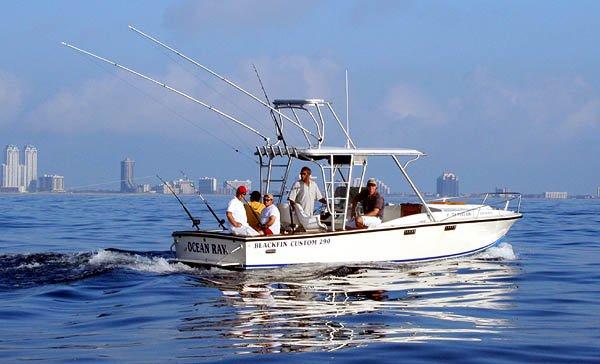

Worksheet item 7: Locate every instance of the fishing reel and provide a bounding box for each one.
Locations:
[192,218,201,230]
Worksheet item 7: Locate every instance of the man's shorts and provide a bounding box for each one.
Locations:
[230,225,260,236]
[346,216,382,229]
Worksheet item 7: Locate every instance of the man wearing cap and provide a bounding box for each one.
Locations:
[347,178,384,229]
[288,166,327,215]
[259,193,280,235]
[226,186,259,236]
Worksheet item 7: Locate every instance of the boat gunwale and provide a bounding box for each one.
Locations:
[172,213,522,242]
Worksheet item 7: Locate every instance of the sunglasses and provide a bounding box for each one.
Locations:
[264,198,273,201]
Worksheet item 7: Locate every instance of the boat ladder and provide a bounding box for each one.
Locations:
[320,156,354,231]
[256,145,298,203]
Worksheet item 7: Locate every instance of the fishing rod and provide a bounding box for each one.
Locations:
[128,25,319,141]
[252,64,287,148]
[61,42,270,143]
[157,175,200,230]
[197,191,227,231]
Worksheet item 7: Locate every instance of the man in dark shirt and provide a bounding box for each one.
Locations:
[347,178,384,229]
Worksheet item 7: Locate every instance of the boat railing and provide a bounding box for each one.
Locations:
[434,192,521,222]
[427,196,465,203]
[481,192,522,214]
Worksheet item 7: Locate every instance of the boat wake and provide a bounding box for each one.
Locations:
[475,242,517,260]
[0,249,194,290]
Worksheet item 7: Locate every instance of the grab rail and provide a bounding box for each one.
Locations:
[435,192,522,222]
[481,192,522,213]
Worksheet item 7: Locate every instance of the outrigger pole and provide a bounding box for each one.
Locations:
[157,175,200,230]
[128,25,319,142]
[61,42,270,143]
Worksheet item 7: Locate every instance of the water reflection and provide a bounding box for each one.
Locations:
[180,257,519,354]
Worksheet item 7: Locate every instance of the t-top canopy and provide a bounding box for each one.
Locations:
[297,146,424,157]
[294,146,425,163]
[273,99,328,107]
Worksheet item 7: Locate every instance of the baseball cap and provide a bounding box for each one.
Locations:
[367,178,377,186]
[236,186,248,194]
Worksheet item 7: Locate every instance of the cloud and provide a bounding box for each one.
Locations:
[461,68,600,136]
[240,55,341,99]
[163,0,317,34]
[22,54,343,147]
[0,71,24,123]
[383,83,446,124]
[22,64,207,136]
[564,99,600,130]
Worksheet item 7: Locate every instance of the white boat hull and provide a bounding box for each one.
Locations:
[172,214,521,269]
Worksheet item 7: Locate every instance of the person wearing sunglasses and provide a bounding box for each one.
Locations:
[288,166,327,215]
[226,185,259,236]
[259,193,280,235]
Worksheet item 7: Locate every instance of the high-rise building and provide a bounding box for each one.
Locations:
[38,174,65,192]
[136,184,151,193]
[198,177,218,194]
[120,157,135,193]
[176,179,196,194]
[223,179,251,195]
[23,145,38,192]
[156,181,175,194]
[597,186,600,198]
[2,145,20,188]
[436,171,459,197]
[545,192,567,199]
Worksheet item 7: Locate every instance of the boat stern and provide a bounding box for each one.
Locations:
[172,231,247,268]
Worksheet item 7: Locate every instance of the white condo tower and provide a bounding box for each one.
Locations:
[2,145,20,188]
[24,145,38,191]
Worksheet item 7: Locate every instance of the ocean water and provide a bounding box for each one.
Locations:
[0,194,599,362]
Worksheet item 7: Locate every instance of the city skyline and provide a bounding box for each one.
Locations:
[1,144,598,197]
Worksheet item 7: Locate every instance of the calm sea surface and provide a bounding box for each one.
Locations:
[0,194,598,362]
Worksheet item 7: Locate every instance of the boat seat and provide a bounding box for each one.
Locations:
[278,203,326,232]
[293,204,327,232]
[382,204,402,222]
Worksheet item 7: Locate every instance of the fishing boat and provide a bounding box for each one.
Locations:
[64,26,522,270]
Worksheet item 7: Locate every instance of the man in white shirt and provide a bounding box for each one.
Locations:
[259,193,280,235]
[288,166,327,215]
[226,186,259,236]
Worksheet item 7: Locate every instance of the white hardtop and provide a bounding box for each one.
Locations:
[297,146,425,158]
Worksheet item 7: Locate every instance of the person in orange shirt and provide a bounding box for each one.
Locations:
[245,190,265,231]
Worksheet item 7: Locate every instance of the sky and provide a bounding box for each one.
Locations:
[1,0,599,195]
